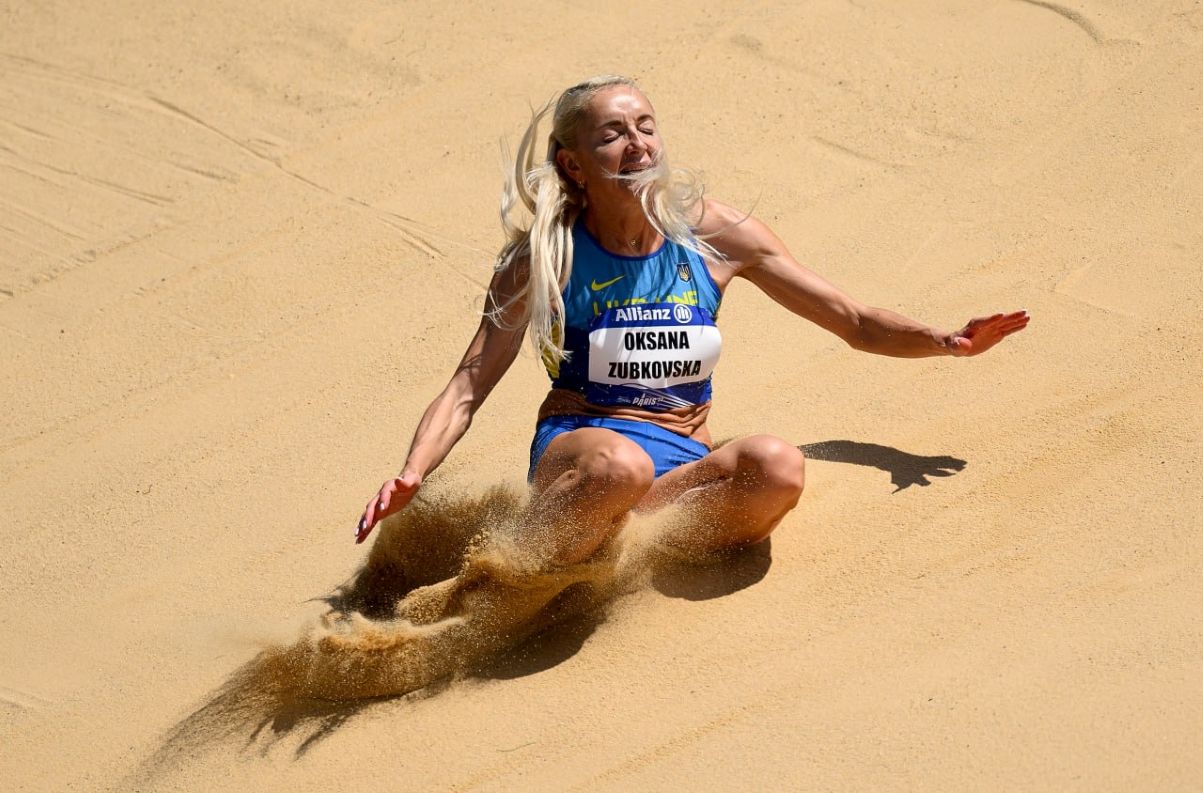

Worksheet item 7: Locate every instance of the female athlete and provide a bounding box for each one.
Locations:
[353,75,1028,566]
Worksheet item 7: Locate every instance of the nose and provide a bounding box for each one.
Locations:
[625,128,650,156]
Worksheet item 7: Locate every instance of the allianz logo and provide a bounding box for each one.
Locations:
[613,304,693,324]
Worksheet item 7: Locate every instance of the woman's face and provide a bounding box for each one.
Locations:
[558,86,661,196]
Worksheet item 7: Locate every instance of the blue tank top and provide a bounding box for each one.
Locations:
[545,219,723,412]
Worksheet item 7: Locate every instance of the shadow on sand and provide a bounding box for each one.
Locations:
[800,439,966,493]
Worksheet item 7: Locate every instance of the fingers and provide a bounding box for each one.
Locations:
[987,313,1030,342]
[1001,310,1031,334]
[354,474,422,544]
[356,496,379,544]
[355,484,389,544]
[954,310,1030,356]
[993,310,1028,326]
[974,312,1005,325]
[964,310,1029,339]
[971,310,1026,324]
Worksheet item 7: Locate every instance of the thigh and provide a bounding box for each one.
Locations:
[530,426,655,494]
[636,434,806,551]
[637,434,805,512]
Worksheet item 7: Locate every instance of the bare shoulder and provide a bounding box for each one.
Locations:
[484,248,531,325]
[695,198,786,272]
[694,198,747,233]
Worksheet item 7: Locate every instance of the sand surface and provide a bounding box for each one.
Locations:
[3,1,1202,790]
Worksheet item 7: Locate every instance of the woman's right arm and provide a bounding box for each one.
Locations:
[355,263,529,543]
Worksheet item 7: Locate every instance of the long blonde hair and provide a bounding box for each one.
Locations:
[493,75,714,363]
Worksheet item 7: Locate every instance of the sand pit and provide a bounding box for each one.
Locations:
[2,1,1201,790]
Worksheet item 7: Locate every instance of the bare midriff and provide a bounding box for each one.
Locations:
[536,388,713,449]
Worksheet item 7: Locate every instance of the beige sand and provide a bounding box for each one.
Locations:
[2,0,1201,789]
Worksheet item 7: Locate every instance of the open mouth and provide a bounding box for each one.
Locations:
[618,162,651,175]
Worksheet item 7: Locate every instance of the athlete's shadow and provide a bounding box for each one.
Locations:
[477,581,609,680]
[800,439,966,493]
[484,440,966,679]
[649,539,773,601]
[483,536,775,681]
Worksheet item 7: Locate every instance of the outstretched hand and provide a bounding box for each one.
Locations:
[355,471,422,544]
[945,310,1029,356]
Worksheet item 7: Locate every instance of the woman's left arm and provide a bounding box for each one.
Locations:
[700,200,1029,358]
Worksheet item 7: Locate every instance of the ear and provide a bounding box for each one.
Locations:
[556,148,583,184]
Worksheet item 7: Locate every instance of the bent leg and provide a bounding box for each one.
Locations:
[638,434,805,555]
[387,428,653,633]
[378,427,651,671]
[526,427,656,565]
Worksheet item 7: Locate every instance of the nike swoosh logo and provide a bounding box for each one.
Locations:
[590,275,625,291]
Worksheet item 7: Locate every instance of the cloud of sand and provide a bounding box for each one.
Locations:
[134,481,692,778]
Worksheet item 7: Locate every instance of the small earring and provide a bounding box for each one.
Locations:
[577,181,585,189]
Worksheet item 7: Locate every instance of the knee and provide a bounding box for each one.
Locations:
[737,435,806,500]
[575,438,655,495]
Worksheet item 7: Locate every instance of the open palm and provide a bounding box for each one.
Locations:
[947,310,1029,356]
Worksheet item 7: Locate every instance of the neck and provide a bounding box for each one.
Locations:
[583,202,662,256]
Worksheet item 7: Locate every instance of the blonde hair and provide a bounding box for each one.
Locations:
[493,75,715,363]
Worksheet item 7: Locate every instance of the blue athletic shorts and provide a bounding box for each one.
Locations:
[528,415,710,481]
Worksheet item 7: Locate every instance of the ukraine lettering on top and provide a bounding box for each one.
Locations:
[592,288,699,317]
